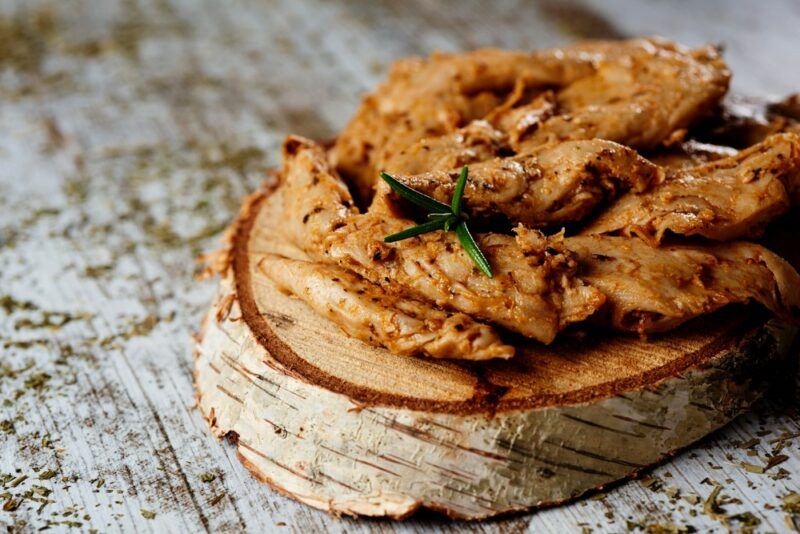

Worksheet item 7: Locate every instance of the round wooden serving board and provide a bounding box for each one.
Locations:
[194,183,798,520]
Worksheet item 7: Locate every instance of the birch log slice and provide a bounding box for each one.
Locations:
[193,183,798,520]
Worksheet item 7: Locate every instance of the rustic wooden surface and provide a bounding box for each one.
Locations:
[1,0,800,532]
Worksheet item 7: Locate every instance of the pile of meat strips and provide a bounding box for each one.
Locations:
[263,37,800,361]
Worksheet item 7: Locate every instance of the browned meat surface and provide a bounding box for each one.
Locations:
[332,47,581,202]
[279,135,606,344]
[563,234,800,334]
[383,120,510,176]
[487,91,558,149]
[332,38,721,203]
[584,133,800,242]
[389,138,662,227]
[263,41,800,359]
[280,136,359,250]
[259,255,514,360]
[647,140,737,171]
[518,42,729,152]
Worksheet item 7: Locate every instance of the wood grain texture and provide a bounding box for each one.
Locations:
[1,0,800,531]
[193,184,796,519]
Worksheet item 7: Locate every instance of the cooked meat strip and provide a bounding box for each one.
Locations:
[332,38,695,203]
[584,133,800,242]
[518,42,729,152]
[383,120,510,176]
[259,255,514,360]
[648,140,737,171]
[560,234,800,334]
[280,136,359,251]
[486,91,558,150]
[389,138,662,227]
[332,48,552,202]
[279,135,606,343]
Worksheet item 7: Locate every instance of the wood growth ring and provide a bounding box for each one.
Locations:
[194,184,797,519]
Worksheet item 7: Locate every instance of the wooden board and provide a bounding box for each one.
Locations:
[3,0,800,531]
[193,183,797,519]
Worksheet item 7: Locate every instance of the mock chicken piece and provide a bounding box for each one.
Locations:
[279,135,606,343]
[389,138,662,227]
[584,133,800,242]
[259,255,514,360]
[648,140,737,171]
[332,38,710,202]
[280,136,359,251]
[518,41,729,152]
[560,234,800,334]
[383,120,510,176]
[486,91,558,149]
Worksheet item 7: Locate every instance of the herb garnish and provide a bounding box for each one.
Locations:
[380,166,493,278]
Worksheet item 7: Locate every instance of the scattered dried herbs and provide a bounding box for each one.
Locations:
[765,454,789,470]
[23,372,50,390]
[38,470,56,480]
[703,484,726,522]
[9,475,27,488]
[740,462,765,474]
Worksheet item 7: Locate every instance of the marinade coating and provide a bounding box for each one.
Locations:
[390,137,661,227]
[333,38,729,203]
[584,133,800,242]
[331,38,700,201]
[560,233,800,334]
[647,140,737,171]
[518,41,729,151]
[280,136,606,344]
[260,255,514,360]
[383,120,510,176]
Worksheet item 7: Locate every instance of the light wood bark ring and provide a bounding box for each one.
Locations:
[193,183,797,520]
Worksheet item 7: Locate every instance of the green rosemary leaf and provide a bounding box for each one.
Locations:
[443,214,458,232]
[455,221,493,278]
[427,212,452,219]
[451,166,468,216]
[380,166,492,277]
[384,217,448,243]
[380,172,450,213]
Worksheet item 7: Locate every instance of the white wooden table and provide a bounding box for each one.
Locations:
[1,0,799,531]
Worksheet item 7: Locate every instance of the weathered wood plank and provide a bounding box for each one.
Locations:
[0,0,799,532]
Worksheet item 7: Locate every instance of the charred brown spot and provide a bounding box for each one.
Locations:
[282,137,305,155]
[591,253,615,262]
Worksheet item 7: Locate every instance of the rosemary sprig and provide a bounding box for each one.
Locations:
[378,171,450,213]
[381,166,493,278]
